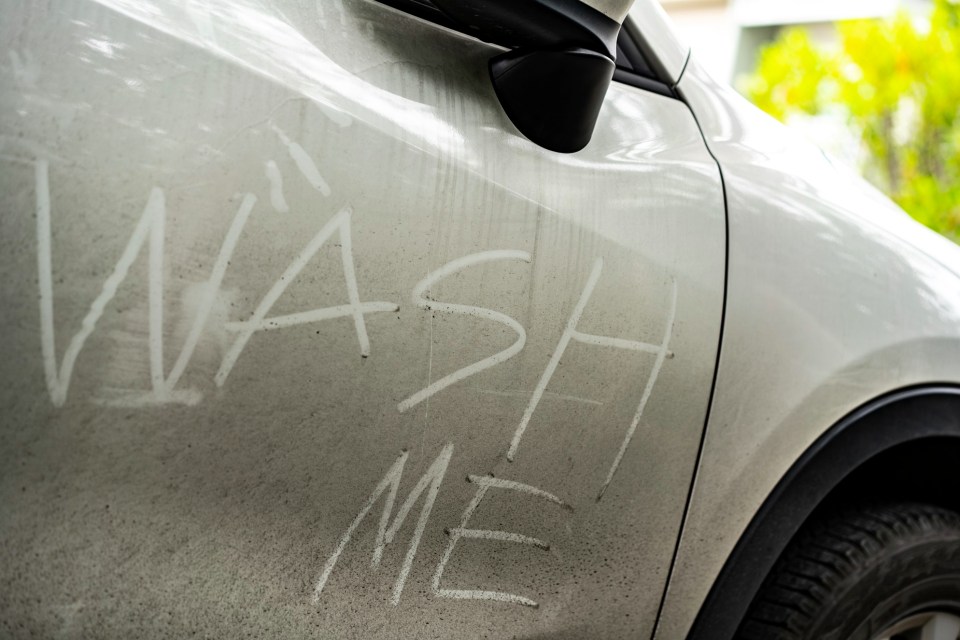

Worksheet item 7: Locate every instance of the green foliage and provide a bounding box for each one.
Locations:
[742,0,960,241]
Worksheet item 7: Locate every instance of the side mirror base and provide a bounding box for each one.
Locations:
[489,48,615,153]
[433,0,622,153]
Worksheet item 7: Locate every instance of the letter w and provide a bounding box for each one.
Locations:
[34,160,256,407]
[36,160,165,406]
[312,443,454,605]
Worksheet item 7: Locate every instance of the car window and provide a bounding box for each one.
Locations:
[613,22,675,96]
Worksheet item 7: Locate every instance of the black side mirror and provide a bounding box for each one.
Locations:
[432,0,622,153]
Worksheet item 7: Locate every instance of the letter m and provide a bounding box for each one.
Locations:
[312,444,453,605]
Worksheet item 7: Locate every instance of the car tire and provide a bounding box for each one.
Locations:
[735,502,960,640]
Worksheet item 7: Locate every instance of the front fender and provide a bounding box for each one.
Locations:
[656,57,960,640]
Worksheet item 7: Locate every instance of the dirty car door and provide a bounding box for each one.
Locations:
[0,0,724,638]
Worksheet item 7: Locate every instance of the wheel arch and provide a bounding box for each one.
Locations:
[686,385,960,640]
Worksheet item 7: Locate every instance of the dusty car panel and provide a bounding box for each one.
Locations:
[656,58,960,640]
[0,1,725,638]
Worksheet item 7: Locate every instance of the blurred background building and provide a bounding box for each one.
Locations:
[658,0,933,83]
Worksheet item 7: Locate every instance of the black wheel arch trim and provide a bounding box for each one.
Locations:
[685,384,960,640]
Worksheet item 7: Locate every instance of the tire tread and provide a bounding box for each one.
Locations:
[734,503,960,640]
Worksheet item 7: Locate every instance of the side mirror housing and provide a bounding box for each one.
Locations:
[433,0,625,153]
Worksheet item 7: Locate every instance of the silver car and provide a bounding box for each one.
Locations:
[2,0,959,638]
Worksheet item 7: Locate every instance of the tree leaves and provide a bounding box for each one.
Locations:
[741,0,960,240]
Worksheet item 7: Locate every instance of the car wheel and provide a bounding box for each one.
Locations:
[735,502,960,640]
